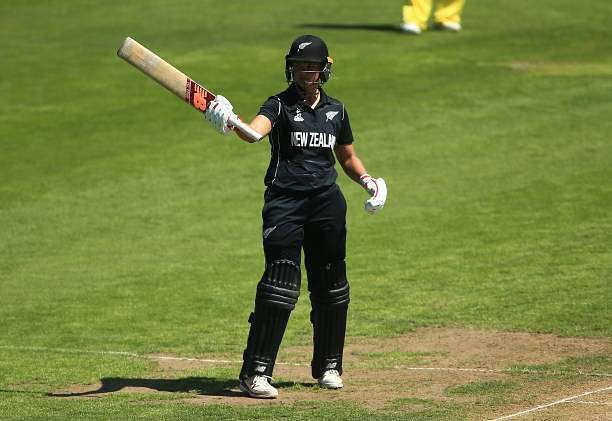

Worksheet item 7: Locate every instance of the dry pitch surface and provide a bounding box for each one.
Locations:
[51,328,611,420]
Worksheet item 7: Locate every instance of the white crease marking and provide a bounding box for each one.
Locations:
[489,386,612,420]
[0,345,609,376]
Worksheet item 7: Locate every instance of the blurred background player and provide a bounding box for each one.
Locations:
[401,0,466,34]
[204,35,387,398]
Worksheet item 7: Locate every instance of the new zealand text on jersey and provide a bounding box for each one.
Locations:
[290,132,336,148]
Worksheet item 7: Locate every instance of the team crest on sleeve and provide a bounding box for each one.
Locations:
[325,111,339,122]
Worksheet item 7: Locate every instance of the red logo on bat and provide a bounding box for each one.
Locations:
[192,91,207,111]
[185,79,213,112]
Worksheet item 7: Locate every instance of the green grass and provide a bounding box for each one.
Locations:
[1,0,611,418]
[507,355,612,378]
[0,395,378,420]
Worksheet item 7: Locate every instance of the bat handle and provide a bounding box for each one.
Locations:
[228,115,263,142]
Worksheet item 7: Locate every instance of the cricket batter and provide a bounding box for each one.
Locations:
[401,0,466,34]
[204,35,387,399]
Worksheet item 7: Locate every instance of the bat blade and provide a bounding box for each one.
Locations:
[117,37,215,111]
[117,37,261,141]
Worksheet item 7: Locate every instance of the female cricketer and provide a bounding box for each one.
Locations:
[204,35,387,399]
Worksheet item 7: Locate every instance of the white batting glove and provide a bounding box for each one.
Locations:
[360,174,387,214]
[204,95,237,135]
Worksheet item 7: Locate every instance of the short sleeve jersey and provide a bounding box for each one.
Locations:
[258,84,354,192]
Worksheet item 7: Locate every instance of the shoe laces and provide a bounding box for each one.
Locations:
[252,375,272,388]
[325,369,340,377]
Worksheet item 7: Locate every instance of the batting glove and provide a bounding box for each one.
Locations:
[360,174,387,214]
[204,95,237,135]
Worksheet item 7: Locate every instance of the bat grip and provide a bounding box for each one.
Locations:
[228,115,263,142]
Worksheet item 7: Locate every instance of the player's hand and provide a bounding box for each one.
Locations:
[204,95,237,135]
[360,174,387,214]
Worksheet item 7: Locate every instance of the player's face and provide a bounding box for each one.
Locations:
[293,62,322,93]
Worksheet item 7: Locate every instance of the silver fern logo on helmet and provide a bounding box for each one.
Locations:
[298,42,312,51]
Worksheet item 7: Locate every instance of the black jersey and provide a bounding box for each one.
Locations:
[258,84,354,192]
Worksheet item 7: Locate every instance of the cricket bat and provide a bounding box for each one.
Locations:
[117,37,262,142]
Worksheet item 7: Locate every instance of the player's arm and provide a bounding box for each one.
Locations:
[204,95,271,143]
[334,144,367,184]
[334,111,368,184]
[234,115,272,143]
[335,144,387,214]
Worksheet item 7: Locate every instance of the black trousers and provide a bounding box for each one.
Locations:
[262,183,347,270]
[240,183,349,379]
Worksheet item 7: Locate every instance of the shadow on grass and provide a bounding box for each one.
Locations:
[47,377,315,398]
[299,23,400,33]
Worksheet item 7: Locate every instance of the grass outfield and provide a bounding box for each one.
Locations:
[1,0,611,419]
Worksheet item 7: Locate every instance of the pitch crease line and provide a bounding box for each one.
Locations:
[489,385,612,421]
[0,345,307,367]
[567,401,612,406]
[1,345,610,377]
[0,345,140,358]
[152,355,309,367]
[395,366,611,377]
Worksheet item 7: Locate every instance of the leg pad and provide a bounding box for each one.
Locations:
[257,259,301,310]
[241,260,301,378]
[309,260,350,378]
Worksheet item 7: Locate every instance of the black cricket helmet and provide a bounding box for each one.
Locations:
[285,34,333,84]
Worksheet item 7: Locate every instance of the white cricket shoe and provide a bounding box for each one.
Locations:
[435,22,462,32]
[400,22,422,35]
[318,369,343,389]
[239,375,278,399]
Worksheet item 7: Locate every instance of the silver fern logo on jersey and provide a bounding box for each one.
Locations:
[325,111,339,122]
